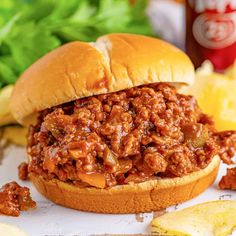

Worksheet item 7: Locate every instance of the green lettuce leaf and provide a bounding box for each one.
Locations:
[0,0,154,88]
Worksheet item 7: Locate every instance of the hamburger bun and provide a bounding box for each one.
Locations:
[10,33,194,124]
[30,156,220,213]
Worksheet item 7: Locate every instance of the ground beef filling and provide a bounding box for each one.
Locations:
[219,167,236,190]
[27,83,235,188]
[18,162,29,181]
[0,181,36,216]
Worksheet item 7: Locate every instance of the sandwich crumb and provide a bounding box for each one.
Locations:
[18,162,29,181]
[219,167,236,190]
[0,181,36,216]
[152,209,167,218]
[135,213,144,222]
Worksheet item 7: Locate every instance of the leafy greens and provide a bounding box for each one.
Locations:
[0,0,153,88]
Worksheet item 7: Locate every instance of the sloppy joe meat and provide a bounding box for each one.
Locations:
[213,131,236,165]
[219,167,236,190]
[27,83,236,188]
[18,162,29,181]
[0,181,36,216]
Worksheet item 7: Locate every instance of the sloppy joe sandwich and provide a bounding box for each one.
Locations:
[10,34,236,213]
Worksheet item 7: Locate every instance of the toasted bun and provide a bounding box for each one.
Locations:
[10,34,194,124]
[30,156,220,214]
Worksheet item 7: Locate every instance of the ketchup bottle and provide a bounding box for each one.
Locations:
[186,0,236,71]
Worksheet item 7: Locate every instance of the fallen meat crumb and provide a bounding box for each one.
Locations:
[219,167,236,190]
[18,162,29,180]
[0,181,36,216]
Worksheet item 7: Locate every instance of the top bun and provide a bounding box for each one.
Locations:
[10,34,194,124]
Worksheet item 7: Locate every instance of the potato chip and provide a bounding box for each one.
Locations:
[0,85,16,126]
[182,61,236,131]
[0,223,28,236]
[152,200,236,236]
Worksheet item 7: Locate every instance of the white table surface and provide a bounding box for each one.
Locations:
[0,146,235,236]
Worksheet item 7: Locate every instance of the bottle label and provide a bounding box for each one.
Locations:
[188,0,236,13]
[192,12,236,49]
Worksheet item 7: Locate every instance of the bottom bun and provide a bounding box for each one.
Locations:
[30,156,220,214]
